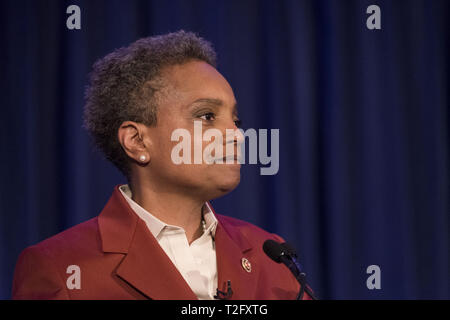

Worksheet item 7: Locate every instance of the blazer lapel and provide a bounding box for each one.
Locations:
[115,217,197,299]
[98,186,197,300]
[214,215,258,299]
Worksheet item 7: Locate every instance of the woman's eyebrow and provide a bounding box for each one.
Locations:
[190,98,223,106]
[189,98,238,114]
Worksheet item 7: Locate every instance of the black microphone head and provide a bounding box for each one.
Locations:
[263,239,284,263]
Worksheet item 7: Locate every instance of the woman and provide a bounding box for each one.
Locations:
[12,31,309,300]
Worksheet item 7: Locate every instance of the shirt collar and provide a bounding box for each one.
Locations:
[202,201,218,237]
[118,184,218,239]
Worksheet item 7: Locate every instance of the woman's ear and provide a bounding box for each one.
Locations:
[117,121,151,165]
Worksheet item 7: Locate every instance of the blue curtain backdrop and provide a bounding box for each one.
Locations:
[0,0,448,299]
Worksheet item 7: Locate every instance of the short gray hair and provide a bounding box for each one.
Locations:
[83,30,217,178]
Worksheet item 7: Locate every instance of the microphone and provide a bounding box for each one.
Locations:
[263,239,317,300]
[214,280,233,300]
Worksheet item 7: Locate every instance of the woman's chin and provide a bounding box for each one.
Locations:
[215,174,241,194]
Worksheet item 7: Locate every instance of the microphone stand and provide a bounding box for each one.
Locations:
[279,253,316,300]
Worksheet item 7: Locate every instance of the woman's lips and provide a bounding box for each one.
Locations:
[221,154,241,164]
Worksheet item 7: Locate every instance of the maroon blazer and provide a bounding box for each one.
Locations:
[12,186,309,300]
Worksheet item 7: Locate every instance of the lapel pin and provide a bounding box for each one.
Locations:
[241,257,252,273]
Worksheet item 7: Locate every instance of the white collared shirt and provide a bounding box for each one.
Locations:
[118,184,218,300]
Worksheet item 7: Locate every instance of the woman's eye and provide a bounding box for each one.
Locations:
[200,113,216,121]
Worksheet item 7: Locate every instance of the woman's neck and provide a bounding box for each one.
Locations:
[128,181,205,244]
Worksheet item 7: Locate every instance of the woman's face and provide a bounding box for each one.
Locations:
[143,60,243,201]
